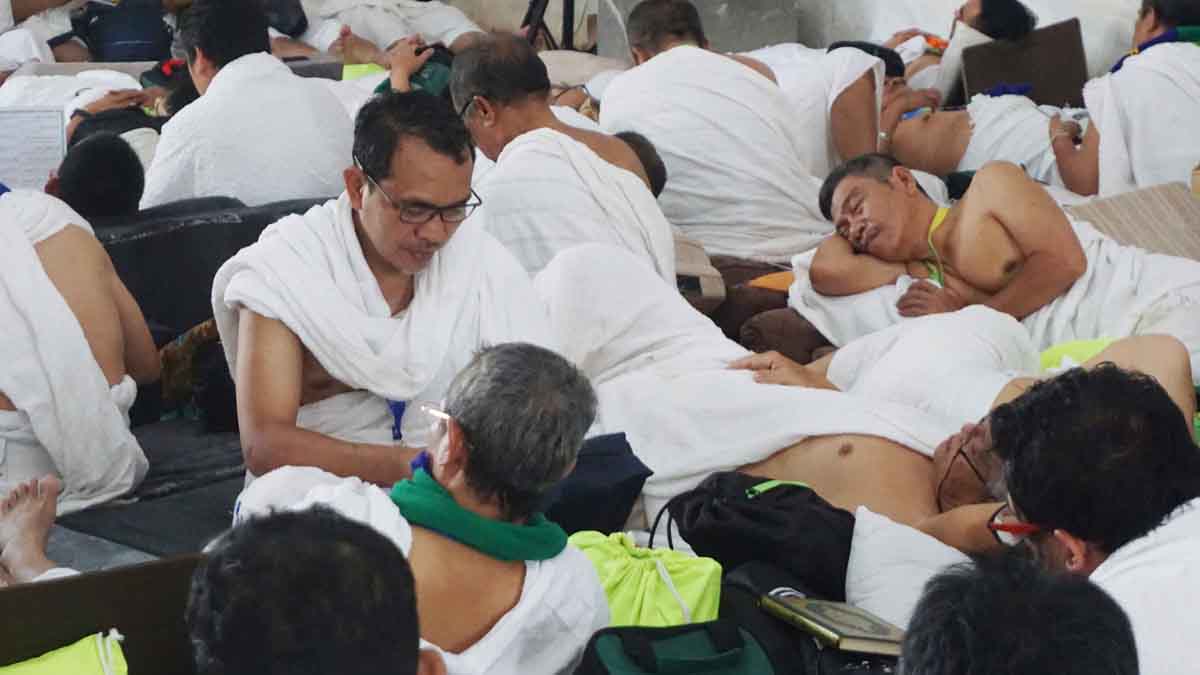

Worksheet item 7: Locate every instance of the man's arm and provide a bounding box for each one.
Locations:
[235,309,418,484]
[831,71,878,162]
[1051,119,1100,197]
[917,502,1006,554]
[810,235,908,296]
[975,162,1087,319]
[110,269,160,385]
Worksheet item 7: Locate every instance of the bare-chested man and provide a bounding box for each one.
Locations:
[212,91,552,486]
[0,190,159,512]
[802,153,1200,380]
[449,33,676,280]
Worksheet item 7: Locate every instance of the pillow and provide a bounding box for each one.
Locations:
[844,507,970,628]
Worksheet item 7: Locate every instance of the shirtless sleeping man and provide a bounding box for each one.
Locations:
[790,154,1200,382]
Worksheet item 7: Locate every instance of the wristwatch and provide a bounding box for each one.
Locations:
[70,108,93,120]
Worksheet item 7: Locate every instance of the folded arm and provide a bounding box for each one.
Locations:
[831,71,879,162]
[1051,121,1100,197]
[111,269,160,385]
[235,309,419,485]
[974,162,1087,319]
[810,235,908,296]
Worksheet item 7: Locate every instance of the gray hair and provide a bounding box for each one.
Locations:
[445,343,597,521]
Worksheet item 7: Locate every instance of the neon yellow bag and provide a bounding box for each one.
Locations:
[1039,338,1115,372]
[0,630,127,675]
[570,531,722,628]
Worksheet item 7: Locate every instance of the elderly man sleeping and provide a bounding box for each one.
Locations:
[789,154,1200,383]
[212,91,553,487]
[0,190,159,514]
[450,34,676,281]
[232,343,610,675]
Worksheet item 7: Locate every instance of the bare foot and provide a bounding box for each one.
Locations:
[330,26,387,66]
[0,476,61,585]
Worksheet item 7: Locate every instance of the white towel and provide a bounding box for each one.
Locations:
[790,220,1200,382]
[959,94,1085,187]
[0,190,146,514]
[478,127,676,281]
[535,245,959,513]
[742,43,885,179]
[1084,43,1200,197]
[212,193,554,447]
[1091,498,1200,675]
[828,306,1038,425]
[600,45,829,264]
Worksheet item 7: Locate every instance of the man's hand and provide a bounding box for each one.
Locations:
[1049,114,1082,144]
[387,37,435,92]
[882,28,930,49]
[897,280,966,317]
[82,89,152,115]
[730,351,817,387]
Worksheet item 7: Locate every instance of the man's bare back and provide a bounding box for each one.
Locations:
[0,225,158,411]
[553,122,653,189]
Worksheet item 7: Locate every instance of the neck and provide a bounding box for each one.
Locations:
[507,102,563,140]
[909,197,942,259]
[445,482,512,523]
[353,211,415,311]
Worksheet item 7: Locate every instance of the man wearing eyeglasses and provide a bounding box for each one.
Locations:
[449,33,676,282]
[213,91,554,487]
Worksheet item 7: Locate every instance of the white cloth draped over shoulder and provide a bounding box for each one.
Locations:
[141,53,352,209]
[0,191,146,513]
[477,127,676,281]
[1084,43,1200,197]
[789,220,1200,383]
[212,193,554,448]
[471,105,598,186]
[600,45,830,264]
[535,245,959,515]
[959,94,1084,188]
[1091,498,1200,675]
[743,43,884,179]
[236,466,610,675]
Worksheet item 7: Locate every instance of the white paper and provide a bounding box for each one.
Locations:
[0,108,65,190]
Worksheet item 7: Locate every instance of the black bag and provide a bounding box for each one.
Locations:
[575,620,776,674]
[662,472,855,601]
[720,562,899,675]
[71,2,173,62]
[542,433,652,534]
[263,0,308,38]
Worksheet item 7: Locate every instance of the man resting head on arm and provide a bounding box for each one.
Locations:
[810,153,1086,320]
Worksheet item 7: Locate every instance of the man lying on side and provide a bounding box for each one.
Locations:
[535,244,1194,552]
[212,92,552,486]
[1053,0,1200,196]
[450,34,675,281]
[793,154,1200,381]
[0,190,158,514]
[599,0,832,269]
[235,344,609,675]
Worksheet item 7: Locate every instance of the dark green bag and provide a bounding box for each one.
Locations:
[575,620,775,675]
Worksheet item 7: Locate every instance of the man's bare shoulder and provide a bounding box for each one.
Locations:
[725,53,778,84]
[34,224,111,277]
[560,127,649,182]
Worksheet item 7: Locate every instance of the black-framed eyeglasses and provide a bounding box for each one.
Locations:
[935,442,991,513]
[356,160,482,225]
[458,95,477,120]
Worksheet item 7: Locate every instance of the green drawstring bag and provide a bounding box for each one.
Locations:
[0,630,127,675]
[570,531,722,628]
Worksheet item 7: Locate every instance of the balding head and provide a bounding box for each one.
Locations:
[450,33,550,115]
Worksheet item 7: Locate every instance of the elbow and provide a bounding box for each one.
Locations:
[1059,249,1087,288]
[241,427,289,477]
[809,256,847,296]
[130,352,162,385]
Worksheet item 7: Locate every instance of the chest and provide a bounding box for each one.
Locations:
[940,209,1024,294]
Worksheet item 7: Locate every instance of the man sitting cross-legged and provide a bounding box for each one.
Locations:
[792,154,1200,382]
[450,34,676,281]
[212,91,553,486]
[0,190,158,514]
[234,343,610,675]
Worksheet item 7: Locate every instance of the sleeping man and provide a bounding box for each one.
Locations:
[0,189,158,515]
[212,92,553,486]
[450,34,676,281]
[790,154,1200,382]
[534,243,1195,557]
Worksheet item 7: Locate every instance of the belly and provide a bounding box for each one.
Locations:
[891,111,972,177]
[741,434,938,526]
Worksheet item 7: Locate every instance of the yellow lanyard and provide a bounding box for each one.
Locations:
[926,207,951,286]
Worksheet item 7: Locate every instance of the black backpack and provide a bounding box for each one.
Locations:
[71,1,173,62]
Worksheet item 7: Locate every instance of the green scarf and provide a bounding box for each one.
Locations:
[390,469,567,562]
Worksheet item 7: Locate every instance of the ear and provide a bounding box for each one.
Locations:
[630,47,651,66]
[1052,530,1104,575]
[416,648,447,675]
[434,418,471,486]
[474,96,499,128]
[891,165,919,194]
[345,166,367,210]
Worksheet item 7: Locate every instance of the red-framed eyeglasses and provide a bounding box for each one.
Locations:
[987,504,1045,546]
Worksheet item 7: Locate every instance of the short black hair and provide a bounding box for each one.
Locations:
[353,91,473,184]
[187,508,421,675]
[818,153,904,220]
[57,133,144,220]
[976,0,1038,41]
[991,364,1200,554]
[178,0,270,69]
[449,33,550,113]
[615,130,668,198]
[902,554,1138,675]
[627,0,707,54]
[1141,0,1200,27]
